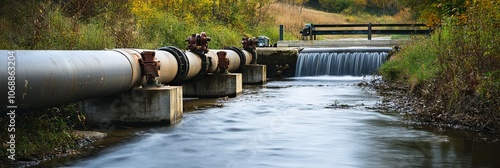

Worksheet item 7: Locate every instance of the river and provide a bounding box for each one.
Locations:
[46,76,499,167]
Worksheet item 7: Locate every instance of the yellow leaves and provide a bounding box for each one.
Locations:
[353,0,367,6]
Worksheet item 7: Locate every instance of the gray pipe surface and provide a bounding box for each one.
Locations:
[0,50,143,111]
[208,50,241,72]
[133,49,179,84]
[184,51,203,80]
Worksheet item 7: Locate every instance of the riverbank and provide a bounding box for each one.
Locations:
[360,78,500,142]
[0,103,110,167]
[375,1,499,140]
[0,129,107,167]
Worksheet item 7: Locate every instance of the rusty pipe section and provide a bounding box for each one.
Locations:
[133,49,180,85]
[181,33,256,81]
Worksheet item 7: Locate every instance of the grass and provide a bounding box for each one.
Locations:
[268,3,348,38]
[379,0,500,132]
[379,36,438,87]
[267,3,411,40]
[0,104,85,161]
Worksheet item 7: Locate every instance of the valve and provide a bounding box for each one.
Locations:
[186,32,211,53]
[217,51,229,73]
[140,51,161,86]
[242,37,258,51]
[241,37,258,64]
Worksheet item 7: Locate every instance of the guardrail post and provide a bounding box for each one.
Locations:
[310,24,314,40]
[368,23,372,40]
[279,24,284,41]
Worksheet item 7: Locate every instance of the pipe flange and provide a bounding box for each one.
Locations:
[246,49,257,64]
[113,49,143,90]
[158,46,189,85]
[224,46,246,72]
[186,50,208,83]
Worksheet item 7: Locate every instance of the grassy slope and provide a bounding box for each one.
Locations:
[268,3,406,39]
[379,0,500,133]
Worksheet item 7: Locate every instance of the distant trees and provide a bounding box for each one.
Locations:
[293,0,470,25]
[400,0,467,26]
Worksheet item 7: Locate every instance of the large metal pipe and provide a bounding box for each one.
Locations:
[0,46,255,110]
[207,48,253,72]
[184,51,203,80]
[0,49,143,111]
[133,49,179,84]
[181,48,254,80]
[207,50,241,72]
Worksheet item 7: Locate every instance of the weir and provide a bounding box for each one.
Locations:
[296,47,391,76]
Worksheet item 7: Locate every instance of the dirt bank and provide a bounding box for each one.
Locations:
[360,78,500,142]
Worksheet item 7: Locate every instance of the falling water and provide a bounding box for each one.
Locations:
[296,49,389,77]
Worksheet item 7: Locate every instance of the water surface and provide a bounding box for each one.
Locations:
[61,76,500,167]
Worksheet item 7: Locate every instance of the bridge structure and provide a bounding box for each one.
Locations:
[300,23,432,40]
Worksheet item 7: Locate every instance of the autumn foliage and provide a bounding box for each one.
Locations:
[380,0,500,132]
[0,0,273,49]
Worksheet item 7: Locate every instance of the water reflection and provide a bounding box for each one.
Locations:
[63,76,499,167]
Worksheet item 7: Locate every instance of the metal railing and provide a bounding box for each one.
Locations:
[300,23,432,40]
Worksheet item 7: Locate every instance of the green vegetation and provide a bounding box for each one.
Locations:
[380,0,500,131]
[0,104,86,161]
[0,0,276,50]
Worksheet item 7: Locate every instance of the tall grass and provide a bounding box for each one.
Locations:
[268,3,405,39]
[379,0,500,130]
[268,3,348,39]
[379,36,438,87]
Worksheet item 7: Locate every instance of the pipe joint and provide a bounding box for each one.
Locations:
[186,32,211,53]
[158,46,189,85]
[225,46,246,72]
[242,37,257,51]
[242,37,258,64]
[140,51,161,86]
[217,51,229,73]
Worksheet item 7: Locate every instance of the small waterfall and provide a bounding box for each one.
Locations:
[296,48,389,77]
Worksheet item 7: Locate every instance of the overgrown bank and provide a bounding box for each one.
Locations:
[379,0,500,134]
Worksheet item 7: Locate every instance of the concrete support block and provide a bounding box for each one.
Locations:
[183,73,242,98]
[242,64,267,85]
[80,86,183,125]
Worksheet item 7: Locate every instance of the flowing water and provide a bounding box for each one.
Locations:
[296,51,388,76]
[48,76,500,168]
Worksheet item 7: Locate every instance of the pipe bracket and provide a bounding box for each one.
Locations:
[139,50,160,86]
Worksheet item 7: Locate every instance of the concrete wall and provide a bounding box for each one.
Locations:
[256,47,299,78]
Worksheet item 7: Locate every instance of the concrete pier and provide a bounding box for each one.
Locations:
[242,64,267,84]
[183,73,242,98]
[80,86,183,125]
